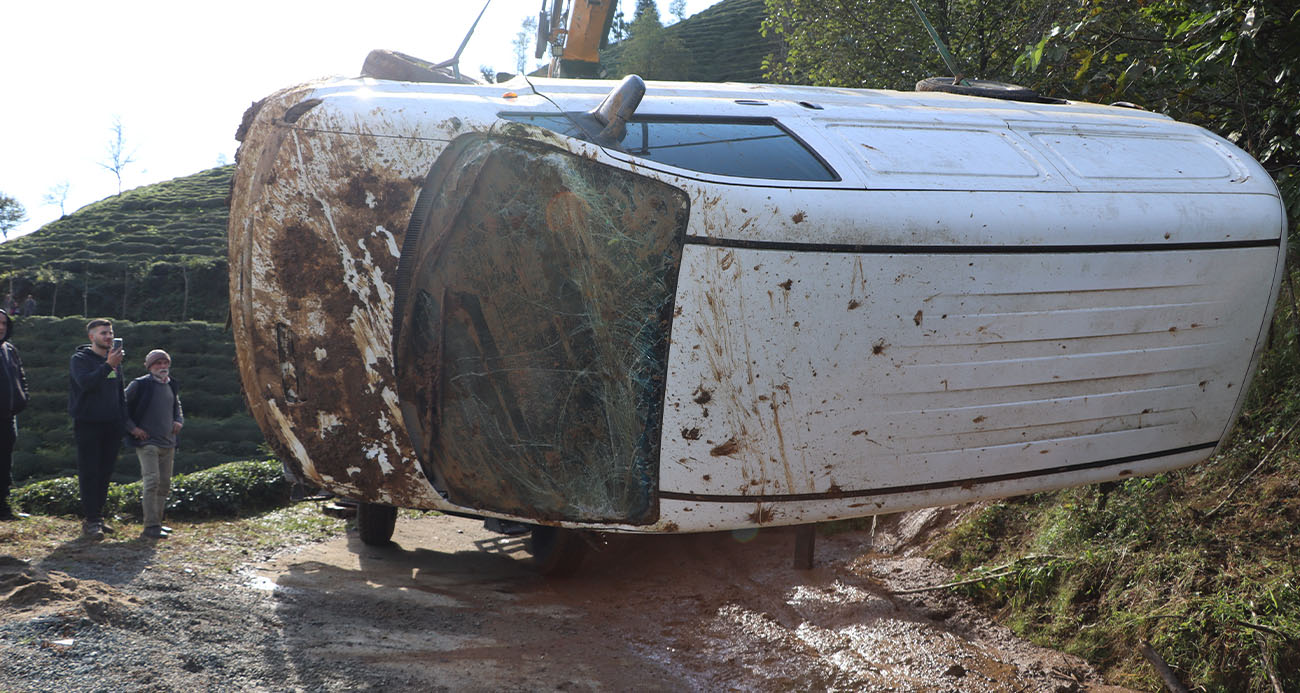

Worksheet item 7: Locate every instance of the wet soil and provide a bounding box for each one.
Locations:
[1,509,1136,692]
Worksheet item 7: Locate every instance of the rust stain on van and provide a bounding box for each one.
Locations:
[229,89,444,509]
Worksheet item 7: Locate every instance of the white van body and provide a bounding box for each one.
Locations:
[228,75,1285,535]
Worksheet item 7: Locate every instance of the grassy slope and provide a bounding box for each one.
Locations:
[602,0,780,83]
[2,166,264,485]
[0,165,233,324]
[15,316,263,483]
[931,293,1300,690]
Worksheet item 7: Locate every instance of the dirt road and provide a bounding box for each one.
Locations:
[1,510,1132,691]
[251,512,1124,692]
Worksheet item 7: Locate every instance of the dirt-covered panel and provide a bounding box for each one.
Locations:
[229,94,447,508]
[395,136,689,523]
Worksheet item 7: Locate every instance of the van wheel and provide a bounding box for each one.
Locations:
[357,503,398,546]
[527,526,587,576]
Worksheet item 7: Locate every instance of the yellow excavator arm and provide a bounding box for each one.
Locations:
[536,0,618,78]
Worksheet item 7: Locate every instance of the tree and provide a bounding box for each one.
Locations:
[634,0,660,24]
[608,0,694,80]
[1012,0,1300,223]
[175,256,219,321]
[669,0,688,23]
[0,193,25,239]
[513,15,539,75]
[762,0,1069,89]
[34,266,73,316]
[43,180,70,217]
[99,115,136,196]
[609,7,629,42]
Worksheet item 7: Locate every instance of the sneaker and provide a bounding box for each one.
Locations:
[141,525,168,539]
[82,522,104,541]
[99,522,116,535]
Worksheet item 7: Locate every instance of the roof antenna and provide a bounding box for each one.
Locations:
[908,0,968,86]
[430,0,493,81]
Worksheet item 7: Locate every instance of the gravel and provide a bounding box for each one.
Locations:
[0,555,392,692]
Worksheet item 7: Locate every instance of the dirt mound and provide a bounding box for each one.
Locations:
[0,557,141,624]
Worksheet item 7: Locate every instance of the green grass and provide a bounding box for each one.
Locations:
[0,503,347,579]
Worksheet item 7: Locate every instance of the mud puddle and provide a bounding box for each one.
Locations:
[248,511,1133,692]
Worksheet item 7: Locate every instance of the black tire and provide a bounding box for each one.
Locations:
[527,526,588,577]
[357,503,398,546]
[359,49,477,84]
[915,77,1064,104]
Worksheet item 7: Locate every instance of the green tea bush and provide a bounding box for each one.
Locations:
[11,459,288,519]
[165,459,288,517]
[10,476,83,516]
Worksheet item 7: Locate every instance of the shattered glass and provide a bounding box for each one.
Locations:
[395,135,689,523]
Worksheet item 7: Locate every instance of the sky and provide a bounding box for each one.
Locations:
[0,0,721,240]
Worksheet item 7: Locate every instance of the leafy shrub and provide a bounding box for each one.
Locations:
[11,458,288,519]
[165,459,288,517]
[10,476,83,516]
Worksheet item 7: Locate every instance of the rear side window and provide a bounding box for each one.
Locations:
[501,113,838,182]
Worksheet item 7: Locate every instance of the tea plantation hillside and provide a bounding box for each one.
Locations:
[13,317,263,484]
[0,166,266,485]
[602,0,779,82]
[0,165,233,324]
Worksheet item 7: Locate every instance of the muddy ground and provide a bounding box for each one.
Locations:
[0,509,1135,692]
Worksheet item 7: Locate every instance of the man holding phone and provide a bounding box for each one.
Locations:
[68,318,127,540]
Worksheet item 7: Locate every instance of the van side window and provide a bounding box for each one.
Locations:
[501,113,838,181]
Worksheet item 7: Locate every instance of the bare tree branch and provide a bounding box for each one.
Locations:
[98,115,137,195]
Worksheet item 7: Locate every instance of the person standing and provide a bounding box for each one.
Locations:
[20,295,35,317]
[0,309,30,521]
[125,350,183,539]
[68,319,126,540]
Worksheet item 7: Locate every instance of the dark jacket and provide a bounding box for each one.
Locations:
[68,344,126,423]
[124,374,183,448]
[0,310,28,419]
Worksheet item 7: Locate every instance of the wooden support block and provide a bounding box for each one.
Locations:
[793,524,815,570]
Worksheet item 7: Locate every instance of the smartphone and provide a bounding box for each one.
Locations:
[112,338,123,352]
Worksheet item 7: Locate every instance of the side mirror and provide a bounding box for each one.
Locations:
[589,75,645,146]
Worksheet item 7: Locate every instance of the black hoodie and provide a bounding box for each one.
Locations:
[0,310,28,419]
[68,343,126,423]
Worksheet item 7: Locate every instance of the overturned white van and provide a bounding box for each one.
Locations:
[228,72,1285,570]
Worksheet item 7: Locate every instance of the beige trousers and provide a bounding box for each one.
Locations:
[136,445,175,527]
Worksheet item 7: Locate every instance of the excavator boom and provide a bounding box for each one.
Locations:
[540,0,617,78]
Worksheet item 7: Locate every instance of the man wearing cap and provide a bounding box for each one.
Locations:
[125,349,183,539]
